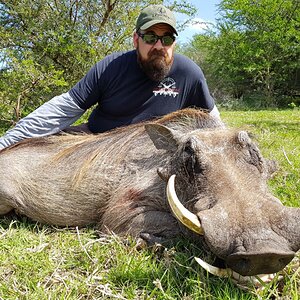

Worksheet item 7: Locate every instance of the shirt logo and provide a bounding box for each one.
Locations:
[153,77,179,98]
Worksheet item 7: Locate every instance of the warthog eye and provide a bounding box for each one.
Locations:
[183,142,204,175]
[247,146,264,172]
[184,144,194,156]
[236,131,264,173]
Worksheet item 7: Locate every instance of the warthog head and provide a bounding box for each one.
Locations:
[145,123,300,276]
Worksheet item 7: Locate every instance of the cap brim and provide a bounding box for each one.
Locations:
[139,20,178,35]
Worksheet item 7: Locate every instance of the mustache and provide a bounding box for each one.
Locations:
[148,49,167,59]
[136,45,173,82]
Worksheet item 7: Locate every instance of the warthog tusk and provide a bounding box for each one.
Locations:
[195,257,232,278]
[195,257,279,289]
[167,175,204,235]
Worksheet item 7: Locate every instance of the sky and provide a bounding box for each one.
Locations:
[176,0,221,43]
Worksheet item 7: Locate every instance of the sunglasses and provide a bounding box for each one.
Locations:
[137,32,176,46]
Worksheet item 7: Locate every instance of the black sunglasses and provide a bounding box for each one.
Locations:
[137,32,175,46]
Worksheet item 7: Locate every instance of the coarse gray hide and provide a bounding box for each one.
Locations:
[0,108,299,276]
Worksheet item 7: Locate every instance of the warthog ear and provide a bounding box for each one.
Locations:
[145,123,181,151]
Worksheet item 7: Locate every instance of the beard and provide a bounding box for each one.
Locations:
[137,46,174,82]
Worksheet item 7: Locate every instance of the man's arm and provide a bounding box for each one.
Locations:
[0,92,85,150]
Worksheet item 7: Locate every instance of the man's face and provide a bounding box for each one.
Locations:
[133,23,176,82]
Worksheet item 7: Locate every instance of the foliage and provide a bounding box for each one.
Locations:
[0,0,195,126]
[179,0,300,107]
[0,110,299,299]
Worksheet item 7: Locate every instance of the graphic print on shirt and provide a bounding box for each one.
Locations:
[153,77,179,98]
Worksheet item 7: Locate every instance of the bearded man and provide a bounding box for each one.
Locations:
[0,5,220,149]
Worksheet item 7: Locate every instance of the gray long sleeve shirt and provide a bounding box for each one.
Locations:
[0,92,85,150]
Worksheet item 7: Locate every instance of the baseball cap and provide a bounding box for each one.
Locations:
[136,4,178,35]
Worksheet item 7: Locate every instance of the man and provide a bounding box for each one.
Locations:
[0,4,220,150]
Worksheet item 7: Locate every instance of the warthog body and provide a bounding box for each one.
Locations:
[0,108,299,276]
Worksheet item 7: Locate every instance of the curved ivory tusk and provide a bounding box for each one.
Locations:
[195,257,279,288]
[167,175,204,235]
[195,257,231,278]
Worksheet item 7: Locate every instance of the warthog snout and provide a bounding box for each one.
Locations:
[226,251,295,276]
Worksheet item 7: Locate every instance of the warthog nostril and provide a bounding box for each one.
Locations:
[279,257,293,267]
[233,258,251,275]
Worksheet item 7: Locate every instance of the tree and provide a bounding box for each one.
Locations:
[220,0,299,102]
[179,31,253,101]
[0,0,195,126]
[181,0,300,107]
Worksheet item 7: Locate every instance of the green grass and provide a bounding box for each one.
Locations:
[0,110,299,299]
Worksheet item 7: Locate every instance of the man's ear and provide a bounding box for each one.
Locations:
[133,32,139,48]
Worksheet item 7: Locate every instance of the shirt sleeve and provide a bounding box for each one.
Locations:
[177,54,215,112]
[69,52,123,110]
[197,78,215,111]
[0,92,85,150]
[69,63,101,109]
[209,105,221,120]
[69,51,129,110]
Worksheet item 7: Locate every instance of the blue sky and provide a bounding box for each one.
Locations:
[176,0,221,43]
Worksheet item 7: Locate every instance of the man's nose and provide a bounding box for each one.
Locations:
[153,38,164,49]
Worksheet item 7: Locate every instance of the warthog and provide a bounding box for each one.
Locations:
[0,108,299,278]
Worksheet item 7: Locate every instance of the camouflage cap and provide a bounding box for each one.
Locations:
[136,4,178,35]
